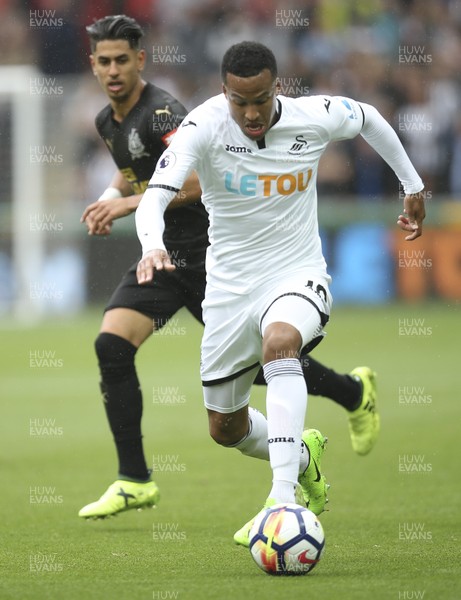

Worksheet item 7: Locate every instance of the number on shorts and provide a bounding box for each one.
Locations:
[305,279,327,303]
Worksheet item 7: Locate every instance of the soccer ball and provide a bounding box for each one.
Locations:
[249,503,325,575]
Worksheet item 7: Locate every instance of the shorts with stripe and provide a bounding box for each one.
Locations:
[200,270,332,387]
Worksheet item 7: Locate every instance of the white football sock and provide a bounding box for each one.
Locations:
[233,407,310,474]
[264,358,307,504]
[233,407,269,460]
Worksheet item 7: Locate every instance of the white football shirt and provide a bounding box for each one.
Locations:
[137,94,421,294]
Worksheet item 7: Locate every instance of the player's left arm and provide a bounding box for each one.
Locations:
[397,191,426,241]
[357,101,426,240]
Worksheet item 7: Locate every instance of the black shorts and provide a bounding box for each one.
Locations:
[105,258,206,328]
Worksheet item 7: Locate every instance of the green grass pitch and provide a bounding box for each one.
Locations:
[1,302,460,599]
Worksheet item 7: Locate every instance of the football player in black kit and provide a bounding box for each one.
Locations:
[79,15,379,519]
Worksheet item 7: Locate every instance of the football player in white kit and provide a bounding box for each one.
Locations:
[135,41,426,547]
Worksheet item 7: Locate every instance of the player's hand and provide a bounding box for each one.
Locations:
[397,191,426,241]
[80,198,132,236]
[137,249,176,284]
[82,213,112,236]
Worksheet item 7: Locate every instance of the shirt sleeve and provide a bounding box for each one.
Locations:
[135,108,206,254]
[325,96,364,141]
[359,101,424,194]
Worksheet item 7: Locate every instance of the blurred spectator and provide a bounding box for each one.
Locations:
[0,0,460,196]
[0,1,36,65]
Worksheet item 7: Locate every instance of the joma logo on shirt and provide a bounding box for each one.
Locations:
[225,144,253,154]
[224,169,312,197]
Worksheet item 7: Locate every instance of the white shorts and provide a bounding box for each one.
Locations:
[200,270,332,394]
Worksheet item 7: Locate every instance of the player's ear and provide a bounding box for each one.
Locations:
[222,83,228,98]
[137,49,146,72]
[89,54,96,75]
[275,78,282,95]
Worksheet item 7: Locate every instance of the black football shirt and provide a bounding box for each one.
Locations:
[95,82,208,253]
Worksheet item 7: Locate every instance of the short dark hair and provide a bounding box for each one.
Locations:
[221,41,277,83]
[86,15,144,53]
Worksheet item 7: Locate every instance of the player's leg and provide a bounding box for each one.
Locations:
[300,357,379,455]
[79,264,183,518]
[206,367,266,453]
[234,288,329,547]
[184,260,379,454]
[260,299,329,512]
[258,273,334,509]
[97,306,153,482]
[204,367,328,547]
[298,355,361,409]
[253,354,379,454]
[255,354,359,408]
[79,306,159,519]
[200,282,263,447]
[260,320,307,505]
[204,369,275,547]
[200,284,272,472]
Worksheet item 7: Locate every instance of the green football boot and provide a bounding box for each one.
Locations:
[78,479,160,519]
[298,429,329,515]
[233,498,277,548]
[348,367,380,455]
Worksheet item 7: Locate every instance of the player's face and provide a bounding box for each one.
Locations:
[223,69,279,141]
[90,39,145,103]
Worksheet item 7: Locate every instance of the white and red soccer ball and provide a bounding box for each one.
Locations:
[249,503,325,575]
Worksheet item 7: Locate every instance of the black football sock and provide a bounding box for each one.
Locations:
[300,355,362,411]
[95,332,150,482]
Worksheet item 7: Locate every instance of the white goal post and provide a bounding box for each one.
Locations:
[0,65,44,321]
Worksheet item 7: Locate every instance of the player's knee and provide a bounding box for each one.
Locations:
[95,332,131,362]
[95,332,109,362]
[208,415,247,447]
[262,323,301,363]
[209,428,232,446]
[208,424,236,446]
[95,332,137,383]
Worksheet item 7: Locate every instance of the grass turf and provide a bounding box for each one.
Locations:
[1,302,460,599]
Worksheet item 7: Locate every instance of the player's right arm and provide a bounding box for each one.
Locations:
[135,178,183,283]
[80,170,135,236]
[136,160,196,284]
[136,110,206,284]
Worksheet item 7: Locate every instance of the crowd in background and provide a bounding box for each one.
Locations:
[1,0,460,312]
[1,0,461,201]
